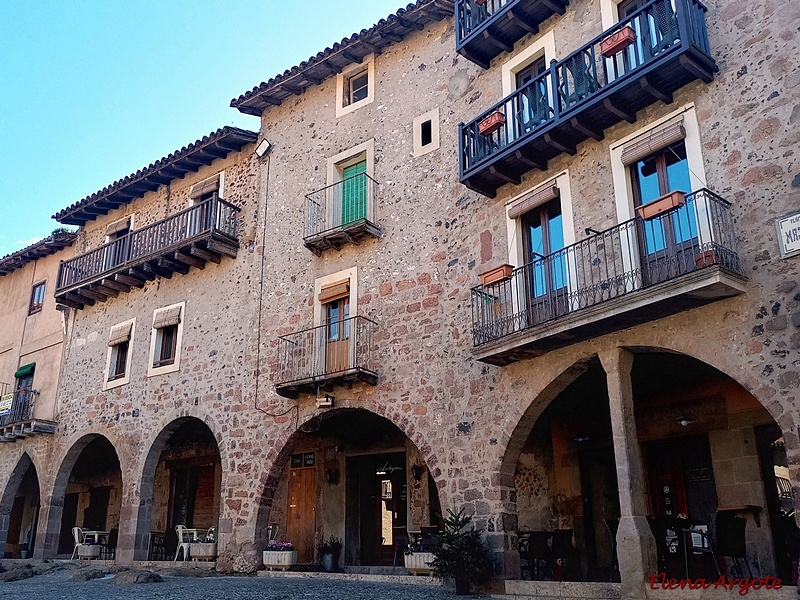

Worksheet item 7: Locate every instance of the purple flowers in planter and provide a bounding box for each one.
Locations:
[266,540,295,551]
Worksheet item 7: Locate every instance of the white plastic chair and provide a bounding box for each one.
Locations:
[71,526,89,559]
[174,524,191,561]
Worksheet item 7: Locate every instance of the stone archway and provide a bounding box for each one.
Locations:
[134,416,223,561]
[254,407,444,571]
[0,452,41,557]
[40,434,123,558]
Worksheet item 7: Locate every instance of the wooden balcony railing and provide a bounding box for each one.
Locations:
[304,173,381,255]
[455,0,569,69]
[55,195,240,309]
[459,0,716,196]
[275,315,379,398]
[471,190,743,353]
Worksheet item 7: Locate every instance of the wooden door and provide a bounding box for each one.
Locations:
[341,161,367,225]
[522,198,568,324]
[287,467,316,563]
[325,297,350,375]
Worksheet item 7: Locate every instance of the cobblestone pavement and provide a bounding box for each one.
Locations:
[2,568,476,599]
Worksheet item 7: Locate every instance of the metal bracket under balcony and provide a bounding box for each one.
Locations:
[275,316,379,398]
[303,173,382,256]
[55,196,240,310]
[471,190,746,366]
[0,420,58,442]
[456,0,570,69]
[459,0,717,197]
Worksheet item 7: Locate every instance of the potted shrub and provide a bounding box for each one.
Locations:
[429,508,493,595]
[319,535,342,572]
[262,540,297,571]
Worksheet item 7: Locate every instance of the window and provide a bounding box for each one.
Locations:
[104,319,134,389]
[326,140,375,230]
[335,54,375,118]
[104,216,132,269]
[317,273,355,375]
[148,302,185,377]
[188,173,223,235]
[29,281,46,314]
[412,108,441,157]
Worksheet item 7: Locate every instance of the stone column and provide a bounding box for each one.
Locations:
[600,348,656,600]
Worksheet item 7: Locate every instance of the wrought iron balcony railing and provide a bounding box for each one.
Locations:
[471,189,743,349]
[55,195,240,308]
[304,173,381,255]
[0,389,36,428]
[459,0,716,197]
[275,315,379,398]
[455,0,569,69]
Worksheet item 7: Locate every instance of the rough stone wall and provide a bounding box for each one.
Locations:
[0,0,796,580]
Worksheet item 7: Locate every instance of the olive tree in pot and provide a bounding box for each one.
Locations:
[319,535,342,572]
[429,508,494,595]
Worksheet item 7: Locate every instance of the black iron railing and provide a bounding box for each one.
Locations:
[459,0,710,174]
[304,173,379,241]
[276,316,377,386]
[56,195,239,292]
[471,189,741,345]
[0,389,36,427]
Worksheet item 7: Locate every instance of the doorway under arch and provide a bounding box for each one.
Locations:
[0,453,40,558]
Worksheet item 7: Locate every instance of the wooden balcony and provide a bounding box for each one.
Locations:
[471,190,747,365]
[55,196,239,309]
[275,316,378,398]
[455,0,569,69]
[459,0,716,197]
[304,173,382,255]
[0,388,56,442]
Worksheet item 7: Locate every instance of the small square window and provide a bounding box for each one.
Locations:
[108,342,129,381]
[348,70,369,105]
[104,319,134,390]
[420,120,433,147]
[29,282,46,314]
[412,108,440,157]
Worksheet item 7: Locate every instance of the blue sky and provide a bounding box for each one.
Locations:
[0,0,405,256]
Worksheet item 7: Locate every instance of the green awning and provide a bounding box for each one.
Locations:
[14,363,35,379]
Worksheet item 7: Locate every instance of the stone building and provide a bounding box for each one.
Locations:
[0,231,76,558]
[1,0,799,597]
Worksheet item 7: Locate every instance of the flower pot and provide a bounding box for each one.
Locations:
[695,249,719,268]
[77,545,102,559]
[600,26,636,57]
[190,542,217,561]
[478,111,506,136]
[479,264,514,285]
[636,191,686,221]
[321,552,339,572]
[404,551,435,575]
[263,549,297,571]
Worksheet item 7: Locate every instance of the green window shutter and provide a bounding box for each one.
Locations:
[341,161,367,225]
[14,363,35,379]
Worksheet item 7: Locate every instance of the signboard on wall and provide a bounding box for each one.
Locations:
[776,210,800,258]
[0,393,13,416]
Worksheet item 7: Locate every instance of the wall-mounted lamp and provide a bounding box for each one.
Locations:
[255,138,273,158]
[325,468,340,485]
[411,464,425,481]
[675,413,695,427]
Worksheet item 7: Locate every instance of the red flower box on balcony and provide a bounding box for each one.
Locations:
[479,264,514,285]
[600,26,636,58]
[636,191,686,221]
[478,111,506,136]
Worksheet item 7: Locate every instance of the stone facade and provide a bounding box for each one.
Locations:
[0,0,798,597]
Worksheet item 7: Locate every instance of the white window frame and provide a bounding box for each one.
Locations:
[103,318,135,391]
[501,30,557,98]
[325,139,376,229]
[104,215,135,244]
[188,171,225,207]
[147,302,185,377]
[314,267,358,327]
[335,54,375,118]
[609,104,709,292]
[412,108,441,157]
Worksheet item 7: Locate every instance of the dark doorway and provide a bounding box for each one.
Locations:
[58,493,79,555]
[346,452,407,566]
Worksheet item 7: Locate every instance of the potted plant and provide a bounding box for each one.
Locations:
[429,508,493,595]
[404,538,435,576]
[319,535,342,572]
[262,540,297,571]
[635,190,686,221]
[478,110,506,136]
[479,264,514,286]
[600,25,636,57]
